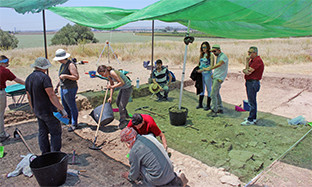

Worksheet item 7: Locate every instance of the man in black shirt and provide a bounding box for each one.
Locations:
[25,57,67,154]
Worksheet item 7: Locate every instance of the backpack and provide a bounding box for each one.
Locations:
[167,71,176,82]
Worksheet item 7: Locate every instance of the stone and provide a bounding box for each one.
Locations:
[198,170,208,178]
[220,175,241,186]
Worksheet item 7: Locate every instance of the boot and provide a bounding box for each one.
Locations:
[196,95,204,109]
[204,97,211,111]
[156,92,163,101]
[163,92,168,101]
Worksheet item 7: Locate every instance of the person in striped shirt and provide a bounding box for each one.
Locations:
[152,59,172,101]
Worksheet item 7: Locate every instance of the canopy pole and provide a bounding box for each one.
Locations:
[42,10,48,74]
[178,20,191,110]
[151,20,155,74]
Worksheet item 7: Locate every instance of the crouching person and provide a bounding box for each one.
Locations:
[120,127,188,186]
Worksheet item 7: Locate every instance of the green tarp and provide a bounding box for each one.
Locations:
[0,0,68,14]
[48,0,312,39]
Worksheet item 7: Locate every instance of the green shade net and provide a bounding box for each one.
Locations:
[48,0,312,39]
[0,0,68,14]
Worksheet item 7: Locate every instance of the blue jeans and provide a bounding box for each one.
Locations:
[200,72,212,97]
[245,80,260,121]
[37,114,62,154]
[60,87,78,125]
[210,79,223,112]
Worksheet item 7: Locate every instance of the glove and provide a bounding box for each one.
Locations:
[7,154,35,178]
[60,109,68,117]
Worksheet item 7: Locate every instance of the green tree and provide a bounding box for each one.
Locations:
[0,29,19,50]
[51,24,99,45]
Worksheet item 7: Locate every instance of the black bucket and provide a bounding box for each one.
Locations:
[90,102,114,126]
[30,152,69,186]
[168,106,188,126]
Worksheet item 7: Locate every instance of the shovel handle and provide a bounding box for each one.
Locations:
[94,87,109,138]
[140,109,165,117]
[15,128,35,154]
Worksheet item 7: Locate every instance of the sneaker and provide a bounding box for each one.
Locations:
[204,106,210,111]
[118,121,128,130]
[244,118,257,123]
[157,97,163,102]
[0,131,10,142]
[241,120,255,126]
[68,125,77,132]
[217,109,224,114]
[207,110,218,117]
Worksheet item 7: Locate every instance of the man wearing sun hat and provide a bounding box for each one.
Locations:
[120,127,185,186]
[0,55,25,142]
[241,46,264,126]
[204,44,228,117]
[25,57,67,154]
[53,49,79,132]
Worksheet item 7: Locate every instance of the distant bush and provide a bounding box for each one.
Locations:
[51,24,99,45]
[0,29,19,50]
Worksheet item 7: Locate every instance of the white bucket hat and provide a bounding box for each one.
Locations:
[53,49,71,61]
[30,57,52,69]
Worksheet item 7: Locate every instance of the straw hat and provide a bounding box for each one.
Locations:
[30,57,51,69]
[53,49,71,61]
[149,83,161,94]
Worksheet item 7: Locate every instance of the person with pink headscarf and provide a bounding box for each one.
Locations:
[120,127,187,186]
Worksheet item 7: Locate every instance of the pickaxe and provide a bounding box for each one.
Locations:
[135,106,165,118]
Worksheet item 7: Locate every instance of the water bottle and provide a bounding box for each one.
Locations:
[136,77,140,88]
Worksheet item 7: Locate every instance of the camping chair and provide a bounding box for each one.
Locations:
[5,84,26,107]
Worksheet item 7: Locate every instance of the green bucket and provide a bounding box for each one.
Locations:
[0,146,4,158]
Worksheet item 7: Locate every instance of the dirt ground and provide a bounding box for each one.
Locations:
[1,60,312,186]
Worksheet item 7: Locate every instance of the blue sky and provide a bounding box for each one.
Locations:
[0,0,181,31]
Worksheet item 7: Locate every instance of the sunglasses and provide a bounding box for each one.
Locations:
[211,50,217,53]
[202,46,207,49]
[248,51,254,54]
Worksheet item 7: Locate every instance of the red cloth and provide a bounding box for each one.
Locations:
[245,56,264,80]
[120,127,137,147]
[0,66,16,89]
[127,114,161,136]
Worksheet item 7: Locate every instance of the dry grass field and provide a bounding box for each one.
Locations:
[3,37,312,75]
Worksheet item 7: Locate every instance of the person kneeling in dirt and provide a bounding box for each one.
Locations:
[127,113,168,151]
[120,127,187,187]
[152,59,172,101]
[25,57,68,154]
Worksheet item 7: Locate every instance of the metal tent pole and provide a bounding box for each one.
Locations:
[151,20,155,74]
[178,20,191,110]
[42,10,49,74]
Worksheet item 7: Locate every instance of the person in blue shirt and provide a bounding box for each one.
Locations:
[197,41,215,110]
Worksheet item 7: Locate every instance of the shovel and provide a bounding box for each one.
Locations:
[135,106,165,118]
[13,128,34,154]
[89,88,109,150]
